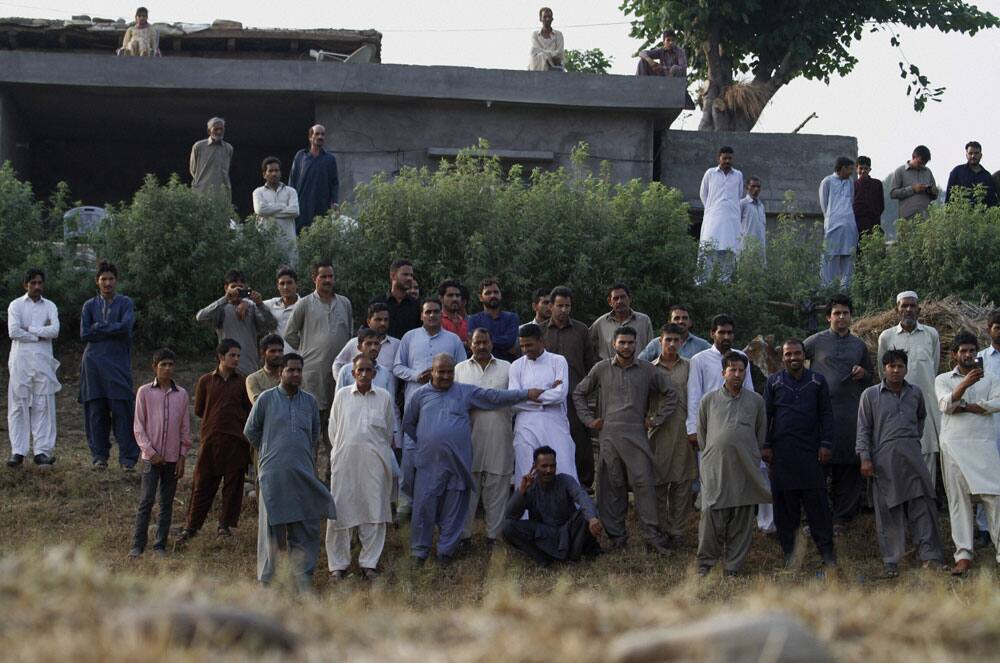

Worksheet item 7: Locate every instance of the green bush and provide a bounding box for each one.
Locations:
[852,196,1000,312]
[0,162,45,304]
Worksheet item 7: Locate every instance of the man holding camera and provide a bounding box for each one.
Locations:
[196,268,276,377]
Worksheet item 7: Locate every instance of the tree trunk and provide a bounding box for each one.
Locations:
[697,32,781,132]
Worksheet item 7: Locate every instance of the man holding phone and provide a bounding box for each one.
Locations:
[935,331,1000,575]
[196,268,275,377]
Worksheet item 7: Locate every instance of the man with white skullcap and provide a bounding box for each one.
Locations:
[877,291,942,489]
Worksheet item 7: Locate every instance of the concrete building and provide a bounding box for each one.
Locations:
[0,17,854,221]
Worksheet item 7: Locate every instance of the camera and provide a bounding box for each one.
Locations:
[237,287,253,299]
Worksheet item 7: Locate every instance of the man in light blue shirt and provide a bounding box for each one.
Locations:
[975,309,1000,539]
[638,304,711,362]
[819,157,859,289]
[739,176,766,264]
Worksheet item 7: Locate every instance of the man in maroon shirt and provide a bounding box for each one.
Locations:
[176,338,253,545]
[853,155,885,249]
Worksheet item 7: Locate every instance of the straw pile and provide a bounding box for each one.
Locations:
[852,296,994,373]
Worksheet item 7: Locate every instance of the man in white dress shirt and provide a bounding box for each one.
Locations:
[261,266,300,353]
[687,314,774,532]
[698,146,744,282]
[253,156,300,266]
[332,302,398,379]
[975,309,1000,542]
[7,268,60,467]
[935,331,1000,575]
[510,323,577,484]
[877,291,942,489]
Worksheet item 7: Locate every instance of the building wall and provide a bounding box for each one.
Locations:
[659,130,859,218]
[0,90,28,176]
[317,99,655,196]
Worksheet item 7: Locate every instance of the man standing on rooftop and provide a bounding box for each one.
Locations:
[189,117,232,205]
[289,124,340,233]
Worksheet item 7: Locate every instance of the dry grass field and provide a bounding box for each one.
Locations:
[2,349,1000,661]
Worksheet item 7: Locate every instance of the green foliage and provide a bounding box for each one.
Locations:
[853,195,1000,312]
[91,175,289,350]
[564,48,613,75]
[620,0,999,120]
[0,162,45,303]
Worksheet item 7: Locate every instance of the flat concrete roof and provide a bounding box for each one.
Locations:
[0,51,686,114]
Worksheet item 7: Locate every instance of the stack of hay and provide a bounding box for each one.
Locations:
[851,296,993,374]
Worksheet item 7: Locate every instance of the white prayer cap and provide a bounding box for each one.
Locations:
[896,290,918,303]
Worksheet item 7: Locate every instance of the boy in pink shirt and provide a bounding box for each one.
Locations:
[129,348,191,557]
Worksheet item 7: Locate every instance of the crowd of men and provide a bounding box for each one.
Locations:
[9,254,1000,588]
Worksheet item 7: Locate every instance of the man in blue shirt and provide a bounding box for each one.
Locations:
[762,338,837,567]
[288,124,339,233]
[638,304,711,362]
[945,141,999,208]
[468,278,519,362]
[79,261,139,470]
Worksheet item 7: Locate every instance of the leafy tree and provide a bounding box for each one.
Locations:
[564,48,613,74]
[620,0,999,131]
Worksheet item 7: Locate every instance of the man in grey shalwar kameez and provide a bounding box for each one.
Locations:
[244,353,336,590]
[573,325,676,554]
[696,351,771,577]
[857,349,948,577]
[402,354,546,565]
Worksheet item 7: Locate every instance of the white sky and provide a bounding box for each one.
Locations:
[4,0,1000,180]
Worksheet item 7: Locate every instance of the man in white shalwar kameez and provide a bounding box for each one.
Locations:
[326,355,394,580]
[7,268,60,467]
[878,291,942,489]
[935,332,1000,575]
[510,324,577,484]
[455,328,514,544]
[528,7,564,71]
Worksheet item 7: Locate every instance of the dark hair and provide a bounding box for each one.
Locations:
[966,141,983,152]
[479,277,500,294]
[216,338,241,357]
[532,288,549,305]
[258,333,284,353]
[135,6,148,15]
[747,176,761,186]
[276,266,297,282]
[438,278,464,298]
[311,259,334,278]
[718,146,734,155]
[662,29,676,38]
[470,326,492,340]
[389,259,413,275]
[668,303,690,317]
[782,337,805,352]
[151,347,175,365]
[539,6,552,18]
[357,327,380,344]
[421,296,442,313]
[988,309,1000,329]
[533,445,557,461]
[367,302,389,320]
[613,326,637,340]
[857,155,872,167]
[827,293,853,314]
[549,285,573,302]
[608,282,631,297]
[96,260,118,279]
[282,352,304,368]
[661,323,685,336]
[22,267,44,284]
[721,350,748,370]
[710,314,735,332]
[519,323,543,339]
[261,156,281,173]
[223,268,245,286]
[881,348,908,367]
[951,330,979,353]
[835,156,855,171]
[912,145,931,163]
